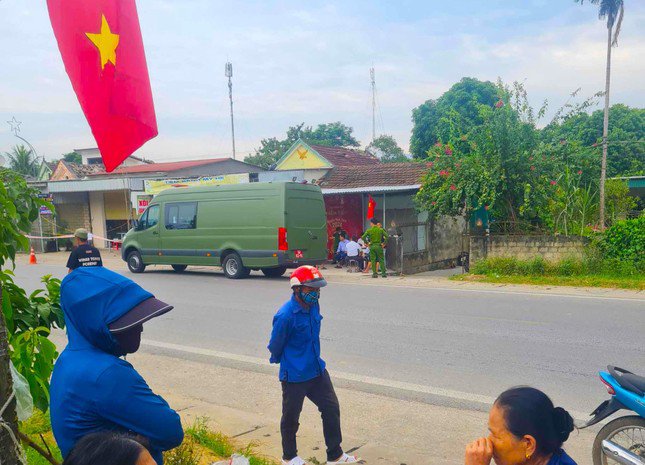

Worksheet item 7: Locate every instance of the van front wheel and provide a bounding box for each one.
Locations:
[222,253,250,279]
[127,250,146,273]
[262,266,287,278]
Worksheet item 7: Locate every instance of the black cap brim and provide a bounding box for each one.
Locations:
[304,278,327,288]
[108,297,173,334]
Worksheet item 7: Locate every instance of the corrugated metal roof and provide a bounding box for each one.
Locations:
[48,177,144,193]
[322,185,420,195]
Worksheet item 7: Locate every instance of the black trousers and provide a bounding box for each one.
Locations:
[281,370,343,461]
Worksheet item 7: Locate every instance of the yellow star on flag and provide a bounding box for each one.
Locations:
[86,15,120,70]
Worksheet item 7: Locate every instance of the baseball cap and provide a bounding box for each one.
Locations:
[74,228,89,240]
[108,297,173,334]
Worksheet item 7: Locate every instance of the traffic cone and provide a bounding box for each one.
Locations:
[29,247,37,265]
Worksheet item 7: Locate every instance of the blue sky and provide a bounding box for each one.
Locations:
[1,0,643,163]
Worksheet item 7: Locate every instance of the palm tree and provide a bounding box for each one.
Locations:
[575,0,624,230]
[5,144,38,178]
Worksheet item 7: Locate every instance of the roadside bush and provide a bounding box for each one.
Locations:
[595,216,645,270]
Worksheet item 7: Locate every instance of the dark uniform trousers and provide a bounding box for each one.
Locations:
[281,370,342,462]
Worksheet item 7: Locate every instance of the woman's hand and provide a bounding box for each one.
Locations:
[465,437,493,465]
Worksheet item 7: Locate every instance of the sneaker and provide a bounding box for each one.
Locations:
[381,274,387,278]
[282,457,307,465]
[327,453,362,464]
[372,274,378,278]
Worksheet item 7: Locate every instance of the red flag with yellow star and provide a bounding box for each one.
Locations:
[47,0,157,172]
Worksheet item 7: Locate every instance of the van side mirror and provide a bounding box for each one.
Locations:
[132,220,139,230]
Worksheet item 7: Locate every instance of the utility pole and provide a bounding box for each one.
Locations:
[370,67,376,143]
[225,62,236,160]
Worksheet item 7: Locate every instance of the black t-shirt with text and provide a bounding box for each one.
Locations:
[66,243,103,270]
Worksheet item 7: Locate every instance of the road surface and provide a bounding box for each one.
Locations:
[12,262,645,416]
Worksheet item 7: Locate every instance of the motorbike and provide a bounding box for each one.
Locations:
[583,366,645,465]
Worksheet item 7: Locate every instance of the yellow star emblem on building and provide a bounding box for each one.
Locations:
[297,148,308,160]
[86,15,120,70]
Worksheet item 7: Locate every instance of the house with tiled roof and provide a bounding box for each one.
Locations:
[268,140,464,274]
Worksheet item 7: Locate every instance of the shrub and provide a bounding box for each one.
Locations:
[596,217,645,270]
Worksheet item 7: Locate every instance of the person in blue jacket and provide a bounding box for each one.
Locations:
[50,267,183,465]
[268,266,360,465]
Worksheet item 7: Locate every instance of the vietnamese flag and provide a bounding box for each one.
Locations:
[367,195,376,219]
[47,0,157,172]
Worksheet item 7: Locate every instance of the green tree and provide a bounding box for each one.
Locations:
[367,135,409,163]
[0,169,61,464]
[410,77,499,158]
[246,122,360,169]
[62,152,81,164]
[415,81,594,230]
[542,104,644,177]
[575,0,625,229]
[5,145,38,178]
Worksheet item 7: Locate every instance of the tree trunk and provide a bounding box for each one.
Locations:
[0,281,21,465]
[599,24,612,231]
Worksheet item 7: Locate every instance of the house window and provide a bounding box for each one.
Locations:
[165,202,197,230]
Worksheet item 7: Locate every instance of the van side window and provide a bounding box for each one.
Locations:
[165,202,197,230]
[139,205,159,230]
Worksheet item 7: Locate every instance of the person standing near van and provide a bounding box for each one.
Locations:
[362,218,388,278]
[66,228,103,273]
[268,266,361,465]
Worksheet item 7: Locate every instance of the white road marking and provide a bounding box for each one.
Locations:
[142,339,590,420]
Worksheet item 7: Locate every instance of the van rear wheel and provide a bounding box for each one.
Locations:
[127,250,146,273]
[222,253,250,279]
[262,266,287,278]
[171,265,188,273]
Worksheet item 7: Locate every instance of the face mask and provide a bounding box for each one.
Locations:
[299,289,320,305]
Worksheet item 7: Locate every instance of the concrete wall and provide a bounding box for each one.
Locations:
[89,192,108,248]
[469,235,590,266]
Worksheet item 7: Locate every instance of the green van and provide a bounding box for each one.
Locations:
[121,182,327,278]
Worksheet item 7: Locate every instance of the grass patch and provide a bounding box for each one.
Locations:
[454,255,645,290]
[19,412,277,465]
[185,418,279,465]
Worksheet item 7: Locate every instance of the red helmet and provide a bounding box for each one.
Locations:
[290,265,327,289]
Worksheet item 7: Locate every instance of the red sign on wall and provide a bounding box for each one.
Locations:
[324,194,363,257]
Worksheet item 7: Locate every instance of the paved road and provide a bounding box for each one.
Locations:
[13,263,645,416]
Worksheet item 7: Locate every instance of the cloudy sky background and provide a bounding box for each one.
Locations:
[1,0,643,163]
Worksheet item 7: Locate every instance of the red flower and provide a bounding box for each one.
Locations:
[529,156,533,161]
[440,170,450,177]
[592,143,598,147]
[445,147,453,156]
[450,184,456,191]
[530,166,536,171]
[550,180,557,186]
[427,162,434,168]
[577,170,583,175]
[431,201,437,206]
[455,163,461,169]
[495,99,504,108]
[434,142,442,147]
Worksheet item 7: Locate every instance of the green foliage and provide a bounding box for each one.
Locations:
[5,145,40,178]
[1,168,62,413]
[185,418,279,465]
[410,77,498,158]
[367,135,409,163]
[62,152,81,164]
[605,179,637,223]
[246,122,360,169]
[0,169,50,267]
[20,410,63,465]
[164,439,202,465]
[596,216,644,268]
[542,104,644,177]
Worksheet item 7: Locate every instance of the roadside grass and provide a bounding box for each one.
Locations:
[19,412,278,465]
[453,256,645,290]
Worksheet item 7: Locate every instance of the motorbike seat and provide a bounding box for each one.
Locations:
[617,373,645,396]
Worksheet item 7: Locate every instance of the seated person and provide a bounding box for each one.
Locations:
[344,236,363,270]
[63,432,155,465]
[334,234,350,266]
[465,386,577,465]
[50,267,184,465]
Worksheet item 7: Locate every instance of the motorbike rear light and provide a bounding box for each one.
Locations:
[278,227,288,251]
[600,377,616,395]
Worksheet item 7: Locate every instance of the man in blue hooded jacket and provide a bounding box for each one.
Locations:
[50,267,183,464]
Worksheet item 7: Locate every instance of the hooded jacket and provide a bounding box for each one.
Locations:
[50,267,183,464]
